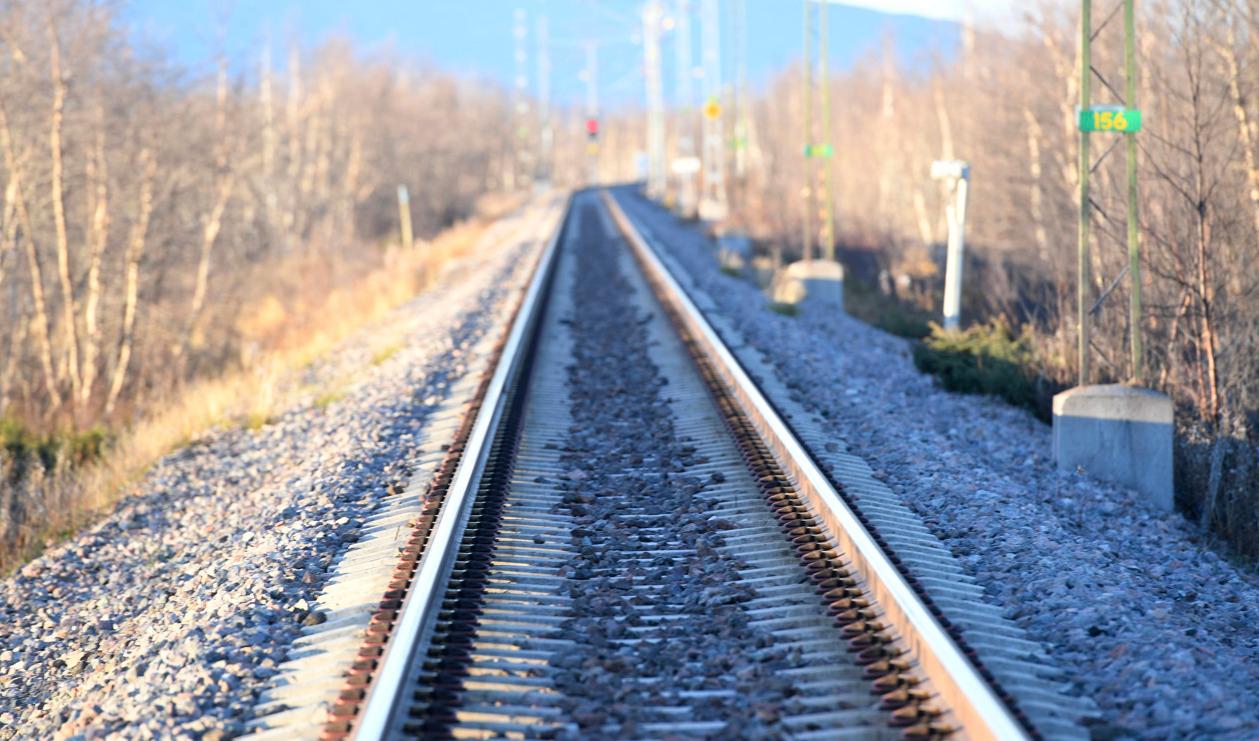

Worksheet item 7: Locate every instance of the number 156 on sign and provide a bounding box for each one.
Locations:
[1078,106,1142,133]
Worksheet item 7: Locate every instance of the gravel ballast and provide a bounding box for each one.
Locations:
[614,187,1259,738]
[0,208,549,739]
[551,201,799,737]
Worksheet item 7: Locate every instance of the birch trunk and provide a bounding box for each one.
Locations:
[341,128,363,240]
[183,175,233,356]
[912,189,934,247]
[1217,28,1259,240]
[105,148,155,417]
[1023,106,1049,259]
[179,53,233,362]
[48,17,82,405]
[1042,30,1081,196]
[0,103,61,409]
[261,40,279,235]
[284,42,303,240]
[1196,200,1221,424]
[80,119,110,409]
[0,169,15,413]
[1,171,15,293]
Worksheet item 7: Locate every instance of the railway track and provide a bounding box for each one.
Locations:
[312,190,1073,740]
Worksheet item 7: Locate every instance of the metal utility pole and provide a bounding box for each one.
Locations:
[644,1,668,200]
[513,8,532,191]
[1076,0,1143,386]
[801,0,835,262]
[818,0,834,261]
[1077,0,1091,386]
[802,2,812,263]
[536,14,552,184]
[731,0,749,181]
[584,41,600,186]
[699,0,727,220]
[674,0,698,216]
[1124,0,1142,384]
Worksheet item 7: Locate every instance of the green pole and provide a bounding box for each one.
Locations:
[802,0,813,263]
[819,0,835,262]
[1078,0,1092,387]
[1125,0,1142,384]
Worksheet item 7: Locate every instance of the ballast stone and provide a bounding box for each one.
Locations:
[1052,384,1173,511]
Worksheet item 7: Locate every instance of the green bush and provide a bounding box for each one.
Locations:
[912,321,1060,422]
[843,278,932,340]
[1,418,110,478]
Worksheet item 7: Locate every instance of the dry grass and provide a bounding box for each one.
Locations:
[0,214,500,573]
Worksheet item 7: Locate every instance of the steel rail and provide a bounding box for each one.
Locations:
[601,190,1030,741]
[351,197,569,740]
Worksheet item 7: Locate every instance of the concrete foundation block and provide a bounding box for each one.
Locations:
[1052,384,1174,512]
[771,259,844,311]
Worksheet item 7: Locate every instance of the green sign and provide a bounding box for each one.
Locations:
[803,143,833,158]
[1078,107,1142,133]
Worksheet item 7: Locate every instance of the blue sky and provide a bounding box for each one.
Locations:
[120,1,962,107]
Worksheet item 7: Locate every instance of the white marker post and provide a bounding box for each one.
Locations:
[931,160,970,331]
[397,184,414,248]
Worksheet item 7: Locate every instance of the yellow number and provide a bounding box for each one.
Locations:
[1099,111,1115,129]
[1114,111,1128,130]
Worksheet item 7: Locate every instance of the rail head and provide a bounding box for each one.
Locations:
[351,196,569,740]
[601,189,1030,741]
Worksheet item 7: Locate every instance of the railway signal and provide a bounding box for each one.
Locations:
[586,119,600,158]
[584,41,600,185]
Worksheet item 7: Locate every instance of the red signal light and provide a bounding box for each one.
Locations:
[586,118,599,136]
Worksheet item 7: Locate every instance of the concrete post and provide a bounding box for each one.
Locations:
[932,160,970,331]
[397,185,413,248]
